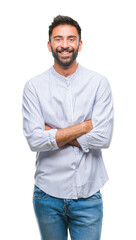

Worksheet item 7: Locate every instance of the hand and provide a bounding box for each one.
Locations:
[45,124,52,131]
[84,120,93,133]
[68,139,81,148]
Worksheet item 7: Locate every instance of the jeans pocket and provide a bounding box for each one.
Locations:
[33,185,48,200]
[88,191,102,201]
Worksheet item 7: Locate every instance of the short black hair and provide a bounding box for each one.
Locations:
[48,15,81,42]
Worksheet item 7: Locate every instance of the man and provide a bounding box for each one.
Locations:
[22,15,114,240]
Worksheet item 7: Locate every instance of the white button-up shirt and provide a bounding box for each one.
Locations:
[22,64,114,199]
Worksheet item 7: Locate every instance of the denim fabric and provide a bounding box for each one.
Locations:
[33,185,103,240]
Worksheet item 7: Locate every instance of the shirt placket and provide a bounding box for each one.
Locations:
[66,78,81,197]
[74,150,82,197]
[66,79,73,125]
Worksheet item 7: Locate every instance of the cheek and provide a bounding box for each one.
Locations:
[54,44,62,51]
[51,41,59,50]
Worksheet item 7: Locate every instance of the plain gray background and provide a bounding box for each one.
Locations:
[0,0,136,239]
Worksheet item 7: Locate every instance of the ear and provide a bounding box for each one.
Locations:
[78,40,83,52]
[47,41,52,52]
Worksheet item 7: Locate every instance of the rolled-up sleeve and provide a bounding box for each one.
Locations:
[77,77,114,153]
[22,81,59,152]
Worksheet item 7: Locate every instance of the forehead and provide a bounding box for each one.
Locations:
[51,24,78,38]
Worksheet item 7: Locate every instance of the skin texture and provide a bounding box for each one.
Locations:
[47,25,82,76]
[45,120,93,148]
[44,124,81,147]
[46,24,93,148]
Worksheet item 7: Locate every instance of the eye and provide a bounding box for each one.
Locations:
[55,38,61,42]
[69,38,74,42]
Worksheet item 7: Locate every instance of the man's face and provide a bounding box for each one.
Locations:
[48,25,82,67]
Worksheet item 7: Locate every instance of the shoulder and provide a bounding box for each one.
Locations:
[80,64,107,80]
[79,64,109,86]
[24,68,51,89]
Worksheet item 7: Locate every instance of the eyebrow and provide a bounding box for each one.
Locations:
[53,35,77,39]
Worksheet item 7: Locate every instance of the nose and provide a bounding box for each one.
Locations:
[61,39,69,49]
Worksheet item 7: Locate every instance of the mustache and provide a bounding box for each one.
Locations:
[56,47,74,53]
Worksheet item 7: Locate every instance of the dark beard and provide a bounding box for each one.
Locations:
[51,45,79,67]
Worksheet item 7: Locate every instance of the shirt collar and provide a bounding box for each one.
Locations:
[50,63,81,82]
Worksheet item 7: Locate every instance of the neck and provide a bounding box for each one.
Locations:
[53,60,78,77]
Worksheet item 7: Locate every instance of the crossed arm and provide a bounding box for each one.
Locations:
[23,78,113,152]
[45,120,93,148]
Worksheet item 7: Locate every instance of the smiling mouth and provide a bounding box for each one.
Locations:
[60,51,71,55]
[58,51,72,55]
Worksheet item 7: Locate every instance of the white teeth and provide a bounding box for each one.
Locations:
[61,52,70,55]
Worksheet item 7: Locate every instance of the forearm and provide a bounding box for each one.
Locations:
[45,120,93,148]
[45,125,81,147]
[55,123,86,148]
[67,139,81,148]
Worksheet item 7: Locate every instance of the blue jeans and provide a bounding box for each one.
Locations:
[33,185,103,240]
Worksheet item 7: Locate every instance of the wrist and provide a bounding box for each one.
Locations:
[81,122,88,134]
